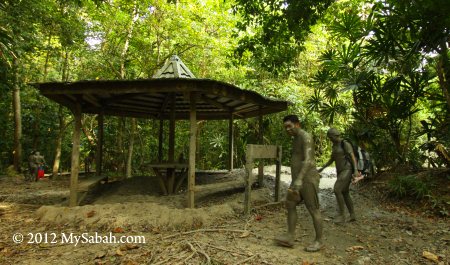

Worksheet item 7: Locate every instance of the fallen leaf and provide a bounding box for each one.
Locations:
[346,245,364,252]
[422,251,439,262]
[239,230,251,238]
[125,244,139,250]
[116,249,124,256]
[94,251,106,259]
[86,210,96,218]
[113,227,124,233]
[119,243,139,251]
[255,214,263,221]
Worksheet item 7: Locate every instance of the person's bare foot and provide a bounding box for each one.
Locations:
[274,233,294,248]
[333,214,345,224]
[305,241,323,252]
[348,213,357,222]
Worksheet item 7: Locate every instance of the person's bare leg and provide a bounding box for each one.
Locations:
[303,185,323,252]
[334,170,352,223]
[305,208,323,251]
[333,181,346,223]
[343,190,356,221]
[274,200,297,247]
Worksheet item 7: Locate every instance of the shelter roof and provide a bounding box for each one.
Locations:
[34,56,289,120]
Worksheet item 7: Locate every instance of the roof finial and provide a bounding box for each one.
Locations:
[153,55,195,78]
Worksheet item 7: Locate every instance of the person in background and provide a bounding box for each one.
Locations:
[318,128,358,223]
[33,151,46,181]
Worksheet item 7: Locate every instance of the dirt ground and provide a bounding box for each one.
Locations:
[0,167,448,265]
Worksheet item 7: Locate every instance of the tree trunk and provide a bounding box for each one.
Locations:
[117,117,125,174]
[52,50,69,179]
[119,0,139,79]
[12,57,22,172]
[437,40,450,111]
[119,0,139,176]
[126,118,136,178]
[52,106,64,179]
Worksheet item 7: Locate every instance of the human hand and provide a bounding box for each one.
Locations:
[352,172,364,184]
[287,188,301,202]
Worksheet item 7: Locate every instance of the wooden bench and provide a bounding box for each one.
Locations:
[76,175,107,205]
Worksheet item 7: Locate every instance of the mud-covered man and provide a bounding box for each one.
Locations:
[274,115,323,252]
[318,128,357,223]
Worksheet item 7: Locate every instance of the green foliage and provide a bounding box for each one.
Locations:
[305,0,450,168]
[233,0,333,76]
[388,175,430,200]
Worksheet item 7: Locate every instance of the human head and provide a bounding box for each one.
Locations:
[35,151,40,156]
[283,115,300,136]
[326,128,341,142]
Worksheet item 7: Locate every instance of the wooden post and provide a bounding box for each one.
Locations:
[243,144,280,213]
[228,113,234,171]
[158,119,163,162]
[275,146,282,202]
[258,110,264,187]
[187,92,197,208]
[69,103,82,207]
[244,145,254,215]
[168,94,176,193]
[96,112,104,177]
[169,94,175,162]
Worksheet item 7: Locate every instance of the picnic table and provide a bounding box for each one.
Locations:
[147,162,188,195]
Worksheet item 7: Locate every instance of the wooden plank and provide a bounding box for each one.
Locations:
[243,160,254,215]
[69,103,82,207]
[246,144,278,159]
[244,144,281,214]
[187,92,197,208]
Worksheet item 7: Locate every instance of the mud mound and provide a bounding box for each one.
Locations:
[36,201,239,232]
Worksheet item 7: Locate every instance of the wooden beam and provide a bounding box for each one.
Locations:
[188,92,197,208]
[99,93,147,106]
[200,94,233,112]
[169,94,175,162]
[158,93,171,118]
[158,119,163,162]
[275,146,282,202]
[83,94,101,107]
[38,79,194,95]
[167,94,176,194]
[69,103,82,207]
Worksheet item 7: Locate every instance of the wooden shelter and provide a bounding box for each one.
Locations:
[34,55,289,208]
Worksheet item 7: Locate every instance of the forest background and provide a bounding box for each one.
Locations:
[0,0,449,186]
